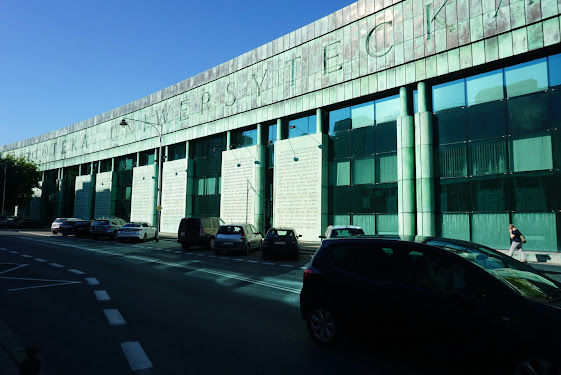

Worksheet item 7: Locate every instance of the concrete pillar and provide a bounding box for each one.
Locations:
[276,119,283,140]
[397,87,416,237]
[255,124,266,234]
[415,82,436,236]
[227,131,232,149]
[316,108,323,134]
[185,141,194,218]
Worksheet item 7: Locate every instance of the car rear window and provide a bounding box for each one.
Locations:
[331,228,364,238]
[267,230,294,238]
[93,220,109,225]
[217,225,245,235]
[54,219,66,223]
[180,218,201,230]
[122,223,139,228]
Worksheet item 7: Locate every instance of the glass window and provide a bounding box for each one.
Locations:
[374,183,398,213]
[329,186,351,214]
[438,213,470,241]
[507,91,550,134]
[467,101,506,140]
[351,184,376,213]
[100,159,112,173]
[505,58,548,97]
[471,213,510,250]
[470,139,507,176]
[511,172,555,212]
[510,134,553,172]
[377,153,397,183]
[376,214,398,234]
[268,123,277,144]
[439,178,470,212]
[436,108,467,145]
[375,95,400,123]
[232,128,257,148]
[351,102,374,129]
[288,115,317,138]
[439,144,467,178]
[433,79,466,112]
[470,176,508,212]
[168,142,186,161]
[330,160,350,186]
[139,150,155,166]
[329,130,351,159]
[352,214,375,234]
[512,212,558,252]
[329,107,351,133]
[352,156,375,185]
[466,70,504,106]
[351,126,375,156]
[549,54,561,87]
[375,121,397,153]
[551,89,561,129]
[413,90,418,113]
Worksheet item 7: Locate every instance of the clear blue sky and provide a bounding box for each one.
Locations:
[0,0,348,146]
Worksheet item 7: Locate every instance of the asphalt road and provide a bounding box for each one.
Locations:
[0,231,431,375]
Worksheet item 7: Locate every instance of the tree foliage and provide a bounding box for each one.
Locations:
[0,154,42,212]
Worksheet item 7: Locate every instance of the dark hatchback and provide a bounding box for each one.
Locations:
[73,220,92,237]
[262,228,301,260]
[59,219,82,236]
[300,236,561,375]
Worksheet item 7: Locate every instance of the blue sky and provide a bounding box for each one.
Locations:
[0,0,348,146]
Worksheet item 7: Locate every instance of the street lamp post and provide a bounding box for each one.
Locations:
[119,119,163,242]
[0,163,6,217]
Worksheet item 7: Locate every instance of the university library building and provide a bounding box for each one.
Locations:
[1,0,561,254]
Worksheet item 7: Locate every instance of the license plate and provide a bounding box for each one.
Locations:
[224,242,234,245]
[275,241,286,245]
[180,232,185,236]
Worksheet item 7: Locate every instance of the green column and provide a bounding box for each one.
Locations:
[276,119,283,140]
[185,140,194,218]
[255,124,266,234]
[415,82,436,236]
[397,87,416,237]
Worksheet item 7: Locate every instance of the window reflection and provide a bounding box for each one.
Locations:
[466,70,504,106]
[505,58,548,98]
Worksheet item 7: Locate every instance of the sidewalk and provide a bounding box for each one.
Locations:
[0,321,27,375]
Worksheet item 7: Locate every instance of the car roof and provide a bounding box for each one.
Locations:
[269,227,296,231]
[328,225,363,230]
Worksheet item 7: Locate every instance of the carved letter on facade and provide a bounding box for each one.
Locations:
[251,69,267,96]
[225,82,236,106]
[323,41,342,74]
[366,21,394,58]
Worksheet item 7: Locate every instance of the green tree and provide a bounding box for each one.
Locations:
[0,154,41,214]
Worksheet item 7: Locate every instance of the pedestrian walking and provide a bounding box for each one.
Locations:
[508,224,527,263]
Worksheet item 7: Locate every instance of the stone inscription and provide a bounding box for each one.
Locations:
[274,136,323,240]
[130,165,156,225]
[220,147,258,225]
[161,160,188,233]
[94,172,114,219]
[74,175,94,219]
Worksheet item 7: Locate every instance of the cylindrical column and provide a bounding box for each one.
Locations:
[276,119,283,140]
[397,86,416,237]
[415,82,436,236]
[316,108,323,134]
[185,141,194,218]
[255,124,266,234]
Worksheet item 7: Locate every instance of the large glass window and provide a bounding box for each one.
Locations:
[510,134,553,172]
[288,115,316,138]
[375,95,400,123]
[469,139,507,176]
[507,91,550,134]
[168,142,186,161]
[139,150,155,166]
[351,102,374,128]
[329,107,351,133]
[352,157,375,184]
[505,58,548,98]
[433,79,466,112]
[466,70,504,106]
[231,127,257,148]
[436,108,467,145]
[549,54,561,87]
[467,101,506,140]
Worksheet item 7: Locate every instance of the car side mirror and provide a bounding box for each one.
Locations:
[298,234,302,237]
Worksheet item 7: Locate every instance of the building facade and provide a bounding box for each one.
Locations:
[1,0,561,252]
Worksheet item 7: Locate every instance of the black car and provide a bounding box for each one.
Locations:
[73,220,92,237]
[177,217,224,250]
[262,227,301,260]
[59,218,82,236]
[300,235,561,374]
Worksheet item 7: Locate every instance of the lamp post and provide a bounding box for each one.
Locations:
[0,163,6,217]
[119,118,163,242]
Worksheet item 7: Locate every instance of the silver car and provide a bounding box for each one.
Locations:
[51,218,68,234]
[213,223,262,255]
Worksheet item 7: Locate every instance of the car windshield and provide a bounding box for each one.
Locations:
[217,226,245,235]
[123,223,140,228]
[267,230,294,238]
[93,220,109,225]
[331,228,364,238]
[54,219,66,223]
[427,239,561,303]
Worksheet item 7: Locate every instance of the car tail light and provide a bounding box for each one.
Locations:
[303,268,314,281]
[134,229,141,232]
[263,239,268,245]
[291,240,297,245]
[200,225,204,236]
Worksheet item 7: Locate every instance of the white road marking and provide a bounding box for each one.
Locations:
[280,264,295,268]
[261,262,276,266]
[195,253,205,256]
[20,254,32,258]
[49,263,65,268]
[2,277,81,292]
[232,258,244,262]
[246,260,259,263]
[34,258,47,262]
[94,290,111,301]
[121,341,153,371]
[9,251,18,254]
[85,277,100,285]
[103,309,126,326]
[0,263,28,274]
[0,248,7,250]
[68,269,85,275]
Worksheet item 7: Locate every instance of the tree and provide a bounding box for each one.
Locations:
[0,154,42,215]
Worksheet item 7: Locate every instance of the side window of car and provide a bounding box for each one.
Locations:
[329,244,397,281]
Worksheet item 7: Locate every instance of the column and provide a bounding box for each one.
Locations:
[255,124,266,234]
[185,141,194,217]
[397,87,416,237]
[415,82,436,236]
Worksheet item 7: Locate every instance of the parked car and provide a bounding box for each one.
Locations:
[90,217,127,240]
[177,217,224,251]
[300,235,561,374]
[262,227,301,260]
[117,222,157,242]
[213,223,262,255]
[59,218,82,236]
[12,217,41,229]
[0,216,16,227]
[50,218,68,234]
[73,220,92,237]
[319,225,364,240]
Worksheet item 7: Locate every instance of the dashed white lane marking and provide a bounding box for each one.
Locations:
[262,262,276,266]
[49,263,65,268]
[280,264,295,268]
[121,341,153,372]
[85,277,100,286]
[0,248,7,250]
[232,258,244,262]
[94,290,111,301]
[103,309,126,326]
[68,269,85,275]
[246,260,259,263]
[9,251,18,254]
[20,254,32,258]
[34,258,47,262]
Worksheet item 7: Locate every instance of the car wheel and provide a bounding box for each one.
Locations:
[245,244,250,255]
[62,233,67,237]
[513,359,561,375]
[143,233,148,242]
[113,232,118,240]
[181,243,190,251]
[307,307,338,345]
[208,237,215,250]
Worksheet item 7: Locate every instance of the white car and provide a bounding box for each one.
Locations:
[319,225,365,240]
[117,222,157,242]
